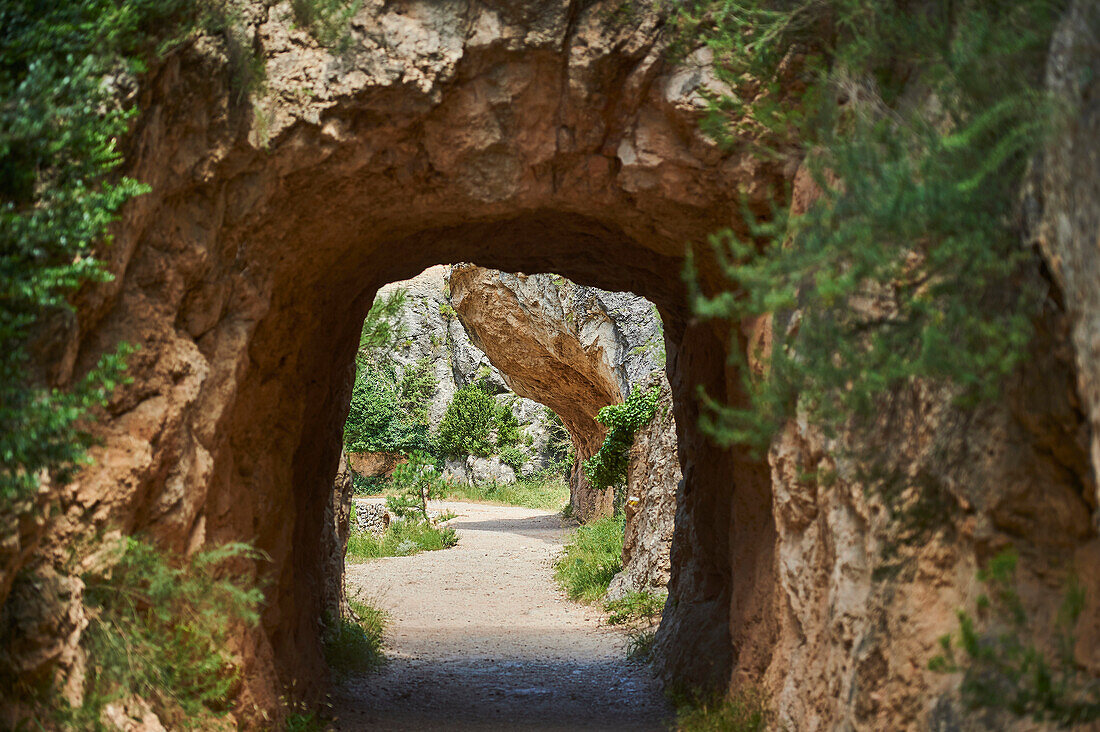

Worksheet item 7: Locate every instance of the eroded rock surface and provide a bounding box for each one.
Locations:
[608,372,679,601]
[449,264,665,520]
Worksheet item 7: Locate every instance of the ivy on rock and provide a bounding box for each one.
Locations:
[583,384,661,491]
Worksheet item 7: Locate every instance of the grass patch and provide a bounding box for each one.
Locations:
[553,515,625,603]
[346,518,458,561]
[673,687,773,732]
[443,476,570,511]
[605,591,666,626]
[626,629,657,663]
[322,598,387,679]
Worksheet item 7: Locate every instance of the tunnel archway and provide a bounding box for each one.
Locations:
[62,3,788,716]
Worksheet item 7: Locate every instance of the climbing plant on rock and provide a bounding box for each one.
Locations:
[583,384,661,491]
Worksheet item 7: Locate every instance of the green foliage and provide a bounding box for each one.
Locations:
[605,591,667,626]
[498,444,528,472]
[343,296,436,457]
[385,452,445,520]
[284,710,332,732]
[583,385,660,491]
[357,290,407,358]
[441,475,570,511]
[399,358,437,428]
[541,407,575,478]
[351,473,385,495]
[495,400,522,450]
[437,383,499,458]
[47,538,265,729]
[930,549,1099,725]
[672,687,773,732]
[626,629,657,663]
[290,0,361,49]
[553,515,625,603]
[345,517,458,560]
[344,360,429,454]
[322,598,386,679]
[0,0,268,509]
[680,0,1065,453]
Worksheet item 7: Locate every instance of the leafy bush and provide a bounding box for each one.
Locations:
[346,518,458,561]
[343,299,435,456]
[437,383,498,458]
[930,549,1100,725]
[290,0,360,48]
[680,0,1065,453]
[46,538,265,729]
[499,445,528,472]
[351,473,385,495]
[582,385,660,491]
[553,515,625,603]
[495,400,522,449]
[322,598,386,679]
[399,358,437,428]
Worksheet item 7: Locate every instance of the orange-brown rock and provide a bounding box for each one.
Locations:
[2,0,1098,728]
[449,265,625,520]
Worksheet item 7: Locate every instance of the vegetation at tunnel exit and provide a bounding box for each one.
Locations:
[583,385,661,491]
[553,514,625,603]
[442,474,571,511]
[929,548,1100,725]
[346,502,458,561]
[679,0,1067,453]
[323,597,388,679]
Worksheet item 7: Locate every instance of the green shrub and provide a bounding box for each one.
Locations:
[442,475,570,511]
[322,598,386,679]
[930,549,1100,725]
[605,591,666,626]
[351,473,385,495]
[42,538,265,729]
[399,358,437,428]
[346,518,458,561]
[582,385,660,491]
[499,444,528,472]
[673,687,773,732]
[437,383,498,458]
[0,0,269,510]
[553,515,625,603]
[680,0,1065,454]
[495,401,522,450]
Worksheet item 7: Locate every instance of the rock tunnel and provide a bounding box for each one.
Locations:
[52,3,784,715]
[16,1,1100,727]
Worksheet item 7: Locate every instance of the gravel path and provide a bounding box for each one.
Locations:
[332,500,672,731]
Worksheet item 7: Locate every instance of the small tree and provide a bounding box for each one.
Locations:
[386,452,445,521]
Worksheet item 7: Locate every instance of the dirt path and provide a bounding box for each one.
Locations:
[332,500,673,731]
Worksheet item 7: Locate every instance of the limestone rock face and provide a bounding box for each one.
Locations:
[449,264,664,520]
[608,372,680,600]
[1036,0,1100,522]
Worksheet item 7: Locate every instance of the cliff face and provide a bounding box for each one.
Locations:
[3,0,1099,728]
[449,264,664,520]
